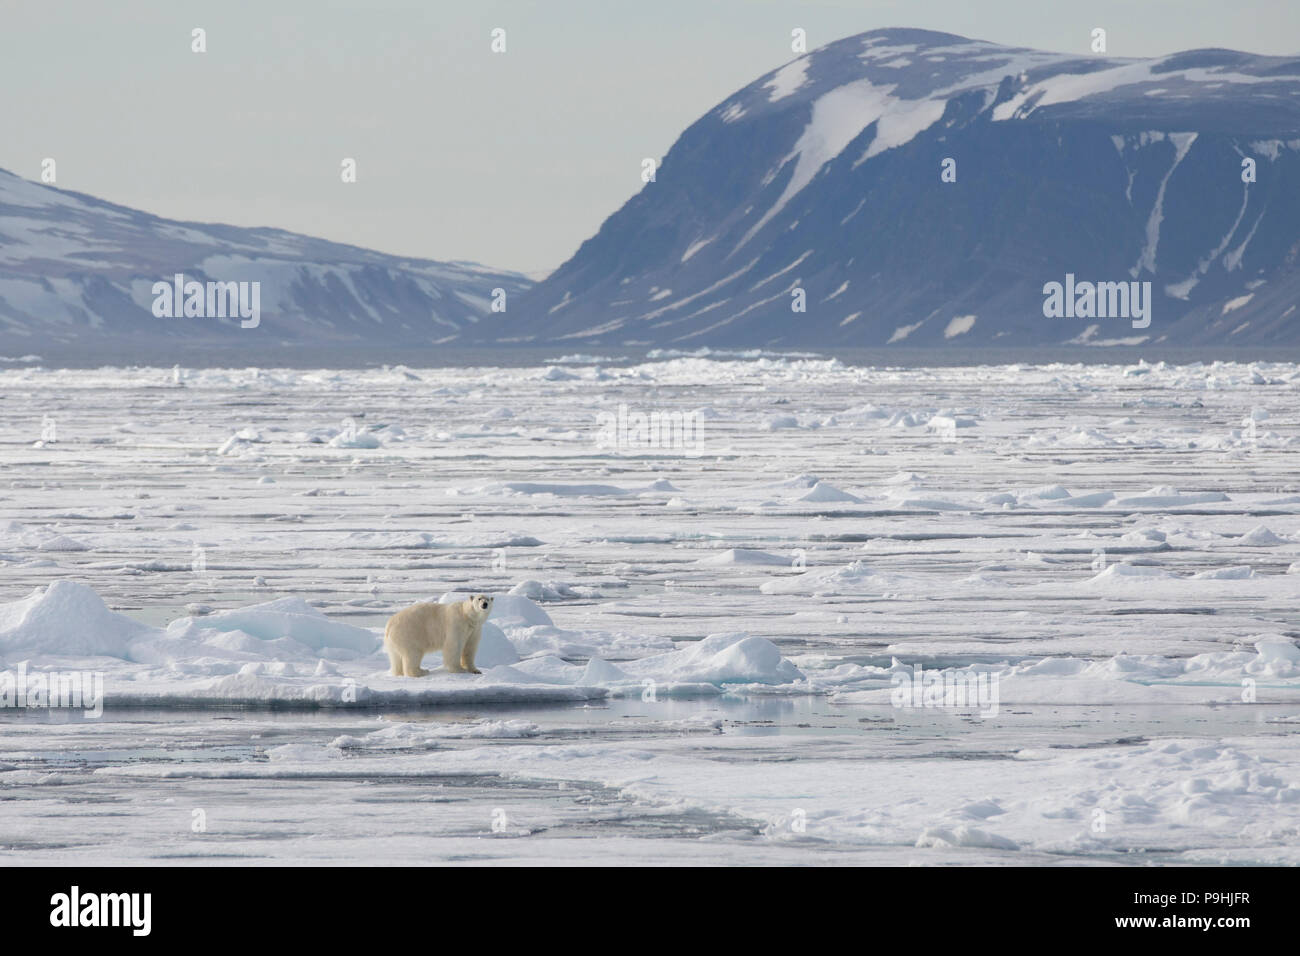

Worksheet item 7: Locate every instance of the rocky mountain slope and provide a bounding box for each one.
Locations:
[490,28,1300,349]
[0,168,530,355]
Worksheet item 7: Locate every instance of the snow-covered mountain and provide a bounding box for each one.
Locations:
[488,29,1300,349]
[0,168,531,355]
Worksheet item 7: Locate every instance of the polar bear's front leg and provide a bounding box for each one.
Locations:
[461,624,483,674]
[442,632,467,673]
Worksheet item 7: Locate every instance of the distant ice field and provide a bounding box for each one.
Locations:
[1,355,1299,864]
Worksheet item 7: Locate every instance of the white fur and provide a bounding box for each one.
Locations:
[383,594,494,677]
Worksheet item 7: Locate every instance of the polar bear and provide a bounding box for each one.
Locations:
[383,594,494,677]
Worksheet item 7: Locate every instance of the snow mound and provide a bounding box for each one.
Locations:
[1193,566,1255,580]
[799,481,862,503]
[166,597,378,654]
[508,580,578,601]
[1,522,91,552]
[916,826,1018,851]
[0,581,150,657]
[1086,563,1176,584]
[761,559,884,595]
[621,633,805,685]
[471,623,522,668]
[762,414,802,431]
[1239,525,1288,546]
[695,548,792,567]
[1254,639,1300,666]
[1020,484,1073,501]
[580,657,633,684]
[1120,527,1168,545]
[328,429,383,449]
[771,473,821,489]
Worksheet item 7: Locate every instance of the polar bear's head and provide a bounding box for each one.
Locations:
[465,593,494,622]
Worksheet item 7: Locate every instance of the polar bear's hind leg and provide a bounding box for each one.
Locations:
[403,651,428,677]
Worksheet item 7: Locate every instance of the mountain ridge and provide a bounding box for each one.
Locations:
[0,167,530,352]
[478,27,1300,349]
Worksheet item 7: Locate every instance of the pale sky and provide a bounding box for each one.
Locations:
[2,0,1296,276]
